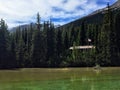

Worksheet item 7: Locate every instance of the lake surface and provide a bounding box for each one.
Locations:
[0,67,120,90]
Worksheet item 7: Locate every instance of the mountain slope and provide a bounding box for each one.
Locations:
[111,0,120,8]
[61,0,120,28]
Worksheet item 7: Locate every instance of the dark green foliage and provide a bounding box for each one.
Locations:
[10,35,17,68]
[113,11,120,66]
[45,22,56,67]
[31,29,46,67]
[56,29,63,66]
[16,35,25,67]
[64,32,69,50]
[0,19,11,68]
[80,21,86,45]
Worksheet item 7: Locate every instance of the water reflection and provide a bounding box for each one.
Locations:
[0,68,120,90]
[91,84,95,90]
[56,68,119,90]
[65,68,120,90]
[94,69,101,75]
[81,76,87,82]
[70,74,76,82]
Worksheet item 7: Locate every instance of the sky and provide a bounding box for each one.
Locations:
[0,0,117,28]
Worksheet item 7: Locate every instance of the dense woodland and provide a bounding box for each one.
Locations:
[0,5,120,69]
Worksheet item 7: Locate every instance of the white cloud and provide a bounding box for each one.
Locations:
[0,0,115,28]
[62,0,87,11]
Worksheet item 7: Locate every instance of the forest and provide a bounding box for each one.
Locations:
[0,5,120,69]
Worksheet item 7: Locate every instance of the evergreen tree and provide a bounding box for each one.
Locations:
[69,26,75,46]
[98,3,113,66]
[56,29,63,66]
[31,14,46,67]
[114,11,120,65]
[64,32,69,50]
[71,42,79,66]
[16,34,25,67]
[31,29,45,67]
[0,19,10,68]
[80,21,86,45]
[36,12,41,30]
[10,34,17,68]
[46,22,56,67]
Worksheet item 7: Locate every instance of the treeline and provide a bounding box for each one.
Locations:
[0,6,120,69]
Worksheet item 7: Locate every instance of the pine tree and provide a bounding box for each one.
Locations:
[0,19,10,68]
[69,26,75,46]
[31,14,46,67]
[10,34,17,68]
[36,12,41,30]
[46,22,56,67]
[98,3,113,66]
[71,42,79,66]
[31,29,45,67]
[16,34,25,67]
[80,21,86,45]
[114,11,120,65]
[56,29,63,65]
[64,32,69,50]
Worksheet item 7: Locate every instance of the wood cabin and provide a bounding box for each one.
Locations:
[69,45,95,50]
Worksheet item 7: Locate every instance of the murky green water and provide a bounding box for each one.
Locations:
[0,67,120,90]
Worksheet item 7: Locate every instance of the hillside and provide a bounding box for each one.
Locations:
[61,0,120,29]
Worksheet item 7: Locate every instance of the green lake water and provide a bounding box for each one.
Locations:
[0,67,120,90]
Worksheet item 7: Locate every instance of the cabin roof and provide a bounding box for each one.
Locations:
[69,45,95,50]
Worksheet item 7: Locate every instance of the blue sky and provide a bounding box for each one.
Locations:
[0,0,117,28]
